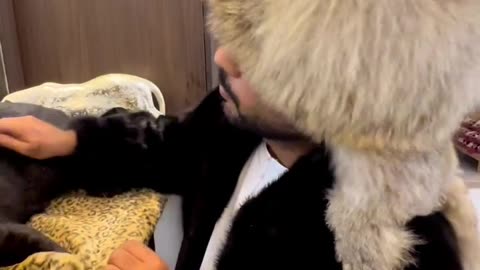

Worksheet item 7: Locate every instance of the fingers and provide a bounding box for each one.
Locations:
[108,248,140,270]
[0,116,47,159]
[105,265,121,270]
[0,134,30,154]
[0,132,42,159]
[0,117,29,137]
[121,240,159,262]
[108,240,168,270]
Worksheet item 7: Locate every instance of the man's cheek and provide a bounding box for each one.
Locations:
[230,77,258,108]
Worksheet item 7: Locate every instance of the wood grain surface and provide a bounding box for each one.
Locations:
[13,0,209,114]
[0,0,25,94]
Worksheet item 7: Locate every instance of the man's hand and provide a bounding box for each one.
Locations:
[0,116,77,159]
[107,241,169,270]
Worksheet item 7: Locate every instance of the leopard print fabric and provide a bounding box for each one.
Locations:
[3,253,85,270]
[2,190,165,270]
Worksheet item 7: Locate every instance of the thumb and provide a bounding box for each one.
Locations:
[0,134,30,155]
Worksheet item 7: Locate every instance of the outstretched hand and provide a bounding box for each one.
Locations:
[0,116,77,159]
[107,241,169,270]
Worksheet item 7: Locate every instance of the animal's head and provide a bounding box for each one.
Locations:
[207,0,480,152]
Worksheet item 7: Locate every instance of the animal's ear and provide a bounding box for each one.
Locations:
[102,107,130,116]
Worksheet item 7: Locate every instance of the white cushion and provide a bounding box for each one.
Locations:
[2,73,165,117]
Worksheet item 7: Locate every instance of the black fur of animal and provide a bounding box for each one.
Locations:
[0,102,84,266]
[0,150,70,266]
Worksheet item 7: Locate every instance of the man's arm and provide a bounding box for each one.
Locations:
[0,90,227,195]
[66,109,189,195]
[67,90,229,195]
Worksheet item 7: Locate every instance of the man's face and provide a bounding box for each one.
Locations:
[215,48,305,140]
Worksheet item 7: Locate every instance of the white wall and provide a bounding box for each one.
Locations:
[154,196,184,270]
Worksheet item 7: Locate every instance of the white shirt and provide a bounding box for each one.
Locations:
[199,142,288,270]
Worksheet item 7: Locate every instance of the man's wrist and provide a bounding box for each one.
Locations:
[60,130,78,156]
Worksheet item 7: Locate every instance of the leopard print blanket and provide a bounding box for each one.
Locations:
[1,74,167,270]
[2,190,165,270]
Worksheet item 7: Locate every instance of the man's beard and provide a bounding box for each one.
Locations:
[229,114,307,141]
[219,69,306,141]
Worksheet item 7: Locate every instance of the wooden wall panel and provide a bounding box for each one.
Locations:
[0,41,7,97]
[202,4,218,91]
[0,0,25,93]
[13,0,208,114]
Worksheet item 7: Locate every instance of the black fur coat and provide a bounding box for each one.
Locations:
[70,89,463,270]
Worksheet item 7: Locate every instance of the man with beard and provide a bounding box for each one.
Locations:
[0,1,479,270]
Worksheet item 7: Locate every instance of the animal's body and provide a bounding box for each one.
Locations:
[0,102,71,266]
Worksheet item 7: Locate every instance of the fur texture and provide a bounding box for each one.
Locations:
[327,144,457,269]
[442,178,480,270]
[207,0,480,152]
[207,1,480,269]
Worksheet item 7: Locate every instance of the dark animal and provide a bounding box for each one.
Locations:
[0,102,74,266]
